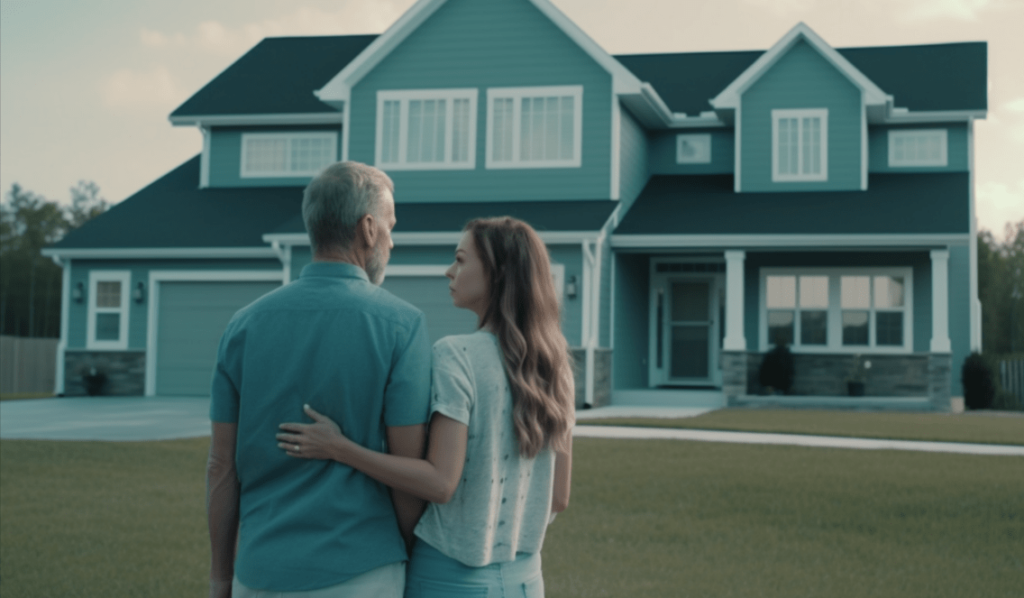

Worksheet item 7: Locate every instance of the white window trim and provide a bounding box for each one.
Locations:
[676,133,712,164]
[771,108,828,182]
[888,128,948,167]
[375,88,478,171]
[240,132,338,178]
[86,270,131,351]
[759,267,913,354]
[485,85,583,169]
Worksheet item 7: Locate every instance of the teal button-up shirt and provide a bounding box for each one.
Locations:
[211,261,431,591]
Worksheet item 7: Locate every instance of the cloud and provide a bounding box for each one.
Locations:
[977,180,1024,240]
[101,66,183,108]
[899,0,1003,21]
[136,2,414,57]
[1004,98,1024,113]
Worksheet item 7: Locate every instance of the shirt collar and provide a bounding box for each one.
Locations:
[300,261,370,282]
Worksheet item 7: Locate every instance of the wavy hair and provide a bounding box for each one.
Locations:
[465,217,575,458]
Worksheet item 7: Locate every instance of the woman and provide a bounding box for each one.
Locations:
[276,216,575,597]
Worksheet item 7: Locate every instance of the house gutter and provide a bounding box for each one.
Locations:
[49,254,69,396]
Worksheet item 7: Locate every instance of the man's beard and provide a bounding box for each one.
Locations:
[365,238,387,286]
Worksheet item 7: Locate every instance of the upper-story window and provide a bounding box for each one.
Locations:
[888,129,947,167]
[375,89,477,170]
[87,271,131,350]
[240,132,338,178]
[486,86,583,169]
[771,108,828,182]
[676,134,712,164]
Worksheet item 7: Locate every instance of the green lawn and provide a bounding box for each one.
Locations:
[2,437,1022,598]
[583,408,1024,446]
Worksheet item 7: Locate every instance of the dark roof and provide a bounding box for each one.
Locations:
[272,200,618,235]
[615,173,969,236]
[171,35,377,117]
[614,41,987,115]
[52,156,302,249]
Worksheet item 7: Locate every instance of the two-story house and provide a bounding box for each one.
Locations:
[43,0,986,411]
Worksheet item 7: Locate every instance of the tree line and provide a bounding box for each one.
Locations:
[979,220,1024,356]
[0,182,109,338]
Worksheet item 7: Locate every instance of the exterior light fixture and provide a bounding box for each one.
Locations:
[72,282,84,303]
[566,275,577,299]
[133,281,146,304]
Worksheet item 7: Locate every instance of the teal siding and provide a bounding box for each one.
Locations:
[208,125,342,188]
[740,40,862,192]
[948,243,972,380]
[598,238,613,347]
[868,124,968,172]
[350,0,612,202]
[618,108,649,211]
[67,259,281,350]
[648,129,734,175]
[612,253,649,389]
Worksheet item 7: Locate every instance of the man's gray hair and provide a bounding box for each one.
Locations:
[302,162,394,253]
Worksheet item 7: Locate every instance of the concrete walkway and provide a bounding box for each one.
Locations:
[2,398,1022,456]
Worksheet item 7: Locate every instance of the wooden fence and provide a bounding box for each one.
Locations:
[1000,359,1024,403]
[0,335,57,395]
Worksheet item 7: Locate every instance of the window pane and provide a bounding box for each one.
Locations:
[766,276,796,308]
[768,310,794,346]
[560,96,574,160]
[874,276,905,308]
[452,99,470,163]
[408,100,422,162]
[544,96,559,160]
[842,310,869,345]
[799,276,828,308]
[800,310,827,345]
[841,276,871,309]
[876,312,903,346]
[493,98,513,162]
[96,282,121,308]
[434,99,446,162]
[245,138,287,173]
[778,118,793,174]
[382,101,400,163]
[95,313,120,341]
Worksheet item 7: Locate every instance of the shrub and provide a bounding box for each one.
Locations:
[759,343,795,394]
[962,353,996,410]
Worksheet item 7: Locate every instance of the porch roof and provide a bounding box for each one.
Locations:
[615,173,970,236]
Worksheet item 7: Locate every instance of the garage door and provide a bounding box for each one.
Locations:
[155,280,280,396]
[381,276,478,346]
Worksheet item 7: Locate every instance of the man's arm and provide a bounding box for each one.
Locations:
[385,423,427,550]
[207,422,239,598]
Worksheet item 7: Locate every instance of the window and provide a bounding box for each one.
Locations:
[87,271,130,350]
[888,129,947,167]
[375,89,477,170]
[772,108,828,182]
[486,86,583,169]
[762,269,911,352]
[676,134,712,164]
[240,133,337,177]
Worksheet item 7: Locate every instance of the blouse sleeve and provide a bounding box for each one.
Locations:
[429,337,475,426]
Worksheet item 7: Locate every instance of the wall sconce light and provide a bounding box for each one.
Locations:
[133,281,146,304]
[72,282,84,303]
[566,275,577,299]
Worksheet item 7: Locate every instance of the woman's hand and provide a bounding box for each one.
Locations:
[277,404,351,462]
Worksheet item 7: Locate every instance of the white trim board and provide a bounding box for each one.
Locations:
[264,231,601,246]
[144,270,285,396]
[485,86,583,170]
[41,247,278,259]
[375,88,478,171]
[170,113,344,127]
[611,234,969,249]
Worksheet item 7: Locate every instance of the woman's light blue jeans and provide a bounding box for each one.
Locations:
[405,540,544,598]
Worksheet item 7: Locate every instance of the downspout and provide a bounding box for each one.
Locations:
[581,231,606,408]
[51,255,69,396]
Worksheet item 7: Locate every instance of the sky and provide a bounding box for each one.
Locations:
[1,0,1022,240]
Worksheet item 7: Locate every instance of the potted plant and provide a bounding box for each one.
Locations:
[759,341,795,395]
[845,355,871,396]
[82,366,107,396]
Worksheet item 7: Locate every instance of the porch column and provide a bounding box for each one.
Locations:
[930,249,951,353]
[723,251,746,351]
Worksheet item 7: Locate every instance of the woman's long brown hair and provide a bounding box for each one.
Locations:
[466,217,575,459]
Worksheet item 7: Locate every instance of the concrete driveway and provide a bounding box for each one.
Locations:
[0,396,212,441]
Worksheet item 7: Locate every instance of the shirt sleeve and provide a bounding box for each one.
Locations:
[382,311,432,427]
[428,338,474,426]
[209,320,241,423]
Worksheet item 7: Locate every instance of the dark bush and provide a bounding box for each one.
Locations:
[962,353,996,410]
[759,343,795,394]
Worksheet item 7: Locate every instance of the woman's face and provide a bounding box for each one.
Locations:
[446,231,490,319]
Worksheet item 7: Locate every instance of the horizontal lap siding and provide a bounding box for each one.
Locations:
[868,124,968,172]
[208,125,342,188]
[648,129,734,175]
[351,0,612,202]
[618,109,649,212]
[741,40,862,192]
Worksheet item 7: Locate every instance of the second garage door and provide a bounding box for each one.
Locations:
[381,275,478,346]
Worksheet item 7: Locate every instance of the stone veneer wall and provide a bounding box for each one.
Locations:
[64,351,146,397]
[570,348,612,408]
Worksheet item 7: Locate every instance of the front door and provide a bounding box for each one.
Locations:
[649,269,723,387]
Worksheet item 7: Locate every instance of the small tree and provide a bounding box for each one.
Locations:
[759,341,795,394]
[962,352,996,410]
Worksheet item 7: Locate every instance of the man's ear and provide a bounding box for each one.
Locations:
[359,213,378,249]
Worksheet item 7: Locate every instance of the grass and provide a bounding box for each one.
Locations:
[583,407,1024,446]
[2,436,1022,597]
[0,392,55,401]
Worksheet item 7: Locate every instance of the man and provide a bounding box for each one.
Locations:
[206,162,431,598]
